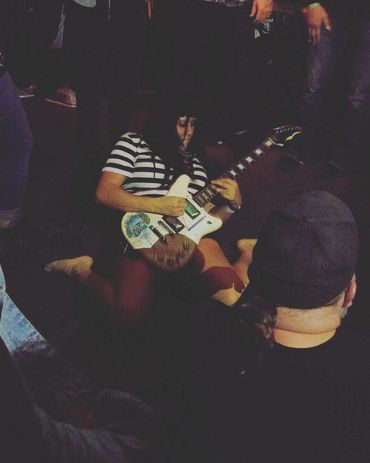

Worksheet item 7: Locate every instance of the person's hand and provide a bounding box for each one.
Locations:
[250,0,273,23]
[211,178,242,209]
[154,196,187,216]
[302,4,331,45]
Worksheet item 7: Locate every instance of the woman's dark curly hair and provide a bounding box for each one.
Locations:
[235,293,278,369]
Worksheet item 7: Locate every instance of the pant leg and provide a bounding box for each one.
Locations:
[37,406,143,463]
[63,0,106,142]
[0,338,48,462]
[0,335,149,463]
[0,266,157,463]
[63,1,109,216]
[227,4,256,132]
[0,71,32,227]
[166,0,199,93]
[0,269,47,460]
[194,3,254,134]
[192,2,232,134]
[299,19,347,155]
[106,0,147,141]
[333,20,370,162]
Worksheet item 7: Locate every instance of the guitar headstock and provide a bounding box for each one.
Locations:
[269,125,302,147]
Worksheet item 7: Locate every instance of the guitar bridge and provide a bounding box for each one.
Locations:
[162,216,185,233]
[158,220,175,235]
[149,225,167,243]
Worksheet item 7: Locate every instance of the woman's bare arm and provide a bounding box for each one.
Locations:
[208,178,243,222]
[95,171,186,216]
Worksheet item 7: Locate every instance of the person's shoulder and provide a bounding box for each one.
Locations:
[116,132,142,143]
[114,132,151,152]
[323,327,370,382]
[123,132,151,148]
[337,326,370,356]
[337,325,370,343]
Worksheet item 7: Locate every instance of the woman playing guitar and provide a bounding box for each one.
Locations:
[45,98,254,324]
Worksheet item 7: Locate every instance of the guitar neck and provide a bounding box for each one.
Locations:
[193,137,276,207]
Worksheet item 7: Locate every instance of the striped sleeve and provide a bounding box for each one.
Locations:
[192,158,208,184]
[185,156,208,195]
[102,132,142,177]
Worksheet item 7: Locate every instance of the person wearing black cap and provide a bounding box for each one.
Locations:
[229,190,370,462]
[187,191,370,462]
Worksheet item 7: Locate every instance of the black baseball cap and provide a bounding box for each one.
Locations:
[247,191,358,309]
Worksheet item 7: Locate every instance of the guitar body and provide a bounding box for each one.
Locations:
[121,126,302,271]
[121,175,223,271]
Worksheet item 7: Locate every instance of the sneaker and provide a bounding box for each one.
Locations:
[46,87,76,108]
[17,84,36,98]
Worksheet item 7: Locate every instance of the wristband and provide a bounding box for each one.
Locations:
[224,202,242,214]
[308,3,321,9]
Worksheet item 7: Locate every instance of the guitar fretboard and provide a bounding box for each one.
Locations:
[193,137,275,207]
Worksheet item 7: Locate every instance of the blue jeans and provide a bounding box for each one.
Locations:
[0,266,159,462]
[300,19,370,161]
[0,71,33,226]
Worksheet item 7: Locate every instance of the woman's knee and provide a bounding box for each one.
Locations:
[211,286,246,307]
[199,265,245,298]
[199,237,222,252]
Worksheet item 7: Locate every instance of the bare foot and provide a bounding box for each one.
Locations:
[237,238,257,255]
[44,256,93,282]
[231,239,257,290]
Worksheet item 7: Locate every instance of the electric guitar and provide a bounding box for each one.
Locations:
[121,125,301,271]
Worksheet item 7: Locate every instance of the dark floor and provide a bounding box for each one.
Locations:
[3,95,370,411]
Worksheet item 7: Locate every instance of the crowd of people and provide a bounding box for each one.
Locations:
[0,0,370,462]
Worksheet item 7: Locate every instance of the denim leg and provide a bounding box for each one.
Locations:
[0,265,92,414]
[0,266,157,462]
[333,21,370,161]
[0,70,32,227]
[300,21,346,154]
[0,72,33,219]
[0,266,4,315]
[0,337,48,462]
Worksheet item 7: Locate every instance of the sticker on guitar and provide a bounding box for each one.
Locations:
[121,125,302,271]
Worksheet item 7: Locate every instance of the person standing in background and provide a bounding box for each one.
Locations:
[64,0,149,215]
[187,0,273,140]
[294,0,370,173]
[0,58,33,229]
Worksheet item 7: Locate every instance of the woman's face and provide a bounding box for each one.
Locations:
[176,116,197,151]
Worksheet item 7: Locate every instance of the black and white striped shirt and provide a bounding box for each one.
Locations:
[102,132,208,197]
